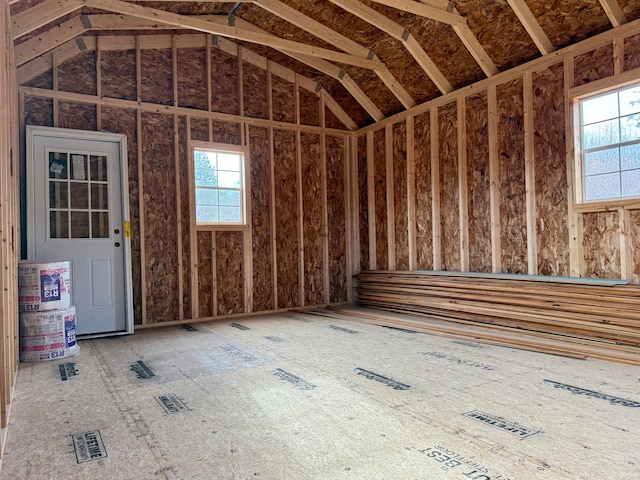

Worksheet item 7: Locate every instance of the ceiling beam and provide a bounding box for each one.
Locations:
[327,0,452,95]
[12,0,82,39]
[234,18,385,120]
[506,0,554,55]
[598,0,627,27]
[250,0,414,109]
[369,0,498,77]
[74,0,383,70]
[15,15,86,66]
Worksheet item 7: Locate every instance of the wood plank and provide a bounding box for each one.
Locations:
[523,71,538,275]
[137,109,147,323]
[599,0,627,27]
[406,115,417,271]
[487,84,501,273]
[430,106,441,270]
[268,127,278,308]
[320,94,331,304]
[366,132,377,270]
[14,15,86,66]
[619,208,633,281]
[174,115,184,321]
[506,0,555,55]
[457,97,469,271]
[12,0,81,39]
[80,0,383,70]
[385,124,396,269]
[296,128,305,306]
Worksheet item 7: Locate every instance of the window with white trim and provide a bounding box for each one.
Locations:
[579,82,640,202]
[193,146,246,225]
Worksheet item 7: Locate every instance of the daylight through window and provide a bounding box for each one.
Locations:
[194,148,245,225]
[580,82,640,202]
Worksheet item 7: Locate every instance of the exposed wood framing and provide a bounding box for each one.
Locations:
[344,131,354,301]
[366,131,376,269]
[187,118,199,318]
[14,15,85,66]
[320,92,330,304]
[457,97,469,271]
[599,0,627,27]
[327,0,452,95]
[350,135,361,279]
[11,0,81,39]
[487,84,501,273]
[296,127,305,305]
[506,0,554,55]
[406,115,416,270]
[174,115,184,321]
[243,125,254,313]
[619,208,632,281]
[385,124,396,269]
[76,0,383,70]
[430,105,441,270]
[369,0,498,76]
[268,126,278,307]
[136,109,147,323]
[523,71,537,275]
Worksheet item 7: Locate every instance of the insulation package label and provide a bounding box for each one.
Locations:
[19,306,79,362]
[18,261,71,311]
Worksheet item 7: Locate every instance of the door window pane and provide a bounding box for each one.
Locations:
[50,211,69,239]
[91,212,110,238]
[48,152,68,179]
[70,183,89,209]
[71,154,87,180]
[91,184,109,210]
[49,181,68,209]
[90,155,107,181]
[71,211,90,238]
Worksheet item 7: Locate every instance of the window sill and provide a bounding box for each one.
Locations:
[195,224,249,232]
[572,198,640,213]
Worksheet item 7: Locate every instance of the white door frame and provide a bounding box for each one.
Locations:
[26,125,135,337]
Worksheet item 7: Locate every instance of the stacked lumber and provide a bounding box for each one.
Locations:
[338,271,640,365]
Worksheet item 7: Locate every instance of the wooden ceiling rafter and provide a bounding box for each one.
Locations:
[250,0,416,109]
[234,18,384,121]
[598,0,627,27]
[15,15,86,66]
[326,0,452,94]
[71,0,384,70]
[11,0,82,39]
[369,0,499,76]
[505,0,554,55]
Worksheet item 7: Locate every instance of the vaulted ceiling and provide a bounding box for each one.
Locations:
[11,0,640,128]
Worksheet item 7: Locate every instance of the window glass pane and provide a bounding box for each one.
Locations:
[619,86,640,116]
[218,153,241,172]
[196,205,218,223]
[196,188,218,206]
[219,206,241,223]
[621,144,640,170]
[218,171,241,188]
[49,211,69,239]
[70,154,87,180]
[582,92,619,125]
[585,172,620,201]
[49,152,68,179]
[70,183,89,209]
[219,189,240,206]
[90,155,107,181]
[195,168,217,187]
[621,114,640,142]
[91,184,108,210]
[583,119,620,149]
[49,181,68,209]
[70,211,90,238]
[584,148,619,175]
[194,150,215,169]
[621,169,640,197]
[91,212,110,238]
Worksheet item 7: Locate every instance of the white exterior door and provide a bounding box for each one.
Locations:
[27,126,133,336]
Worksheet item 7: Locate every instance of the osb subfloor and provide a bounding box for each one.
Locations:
[2,310,639,479]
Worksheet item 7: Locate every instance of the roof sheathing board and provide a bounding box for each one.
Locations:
[453,0,540,71]
[525,0,612,49]
[619,0,640,20]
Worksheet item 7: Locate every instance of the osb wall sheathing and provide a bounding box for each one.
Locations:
[327,135,348,303]
[497,78,527,274]
[212,121,242,145]
[465,91,491,273]
[142,113,180,323]
[243,62,268,120]
[272,76,295,124]
[23,96,52,126]
[216,231,244,315]
[140,49,173,105]
[392,122,409,270]
[574,44,614,87]
[300,89,320,127]
[101,50,137,101]
[211,47,239,115]
[58,52,96,96]
[414,111,432,270]
[274,129,300,308]
[373,129,388,269]
[58,102,97,131]
[190,117,209,142]
[630,210,640,285]
[624,34,640,71]
[301,132,324,306]
[533,63,569,277]
[357,135,369,271]
[100,107,143,325]
[439,102,460,271]
[249,126,274,312]
[178,47,207,111]
[583,212,621,279]
[197,231,213,319]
